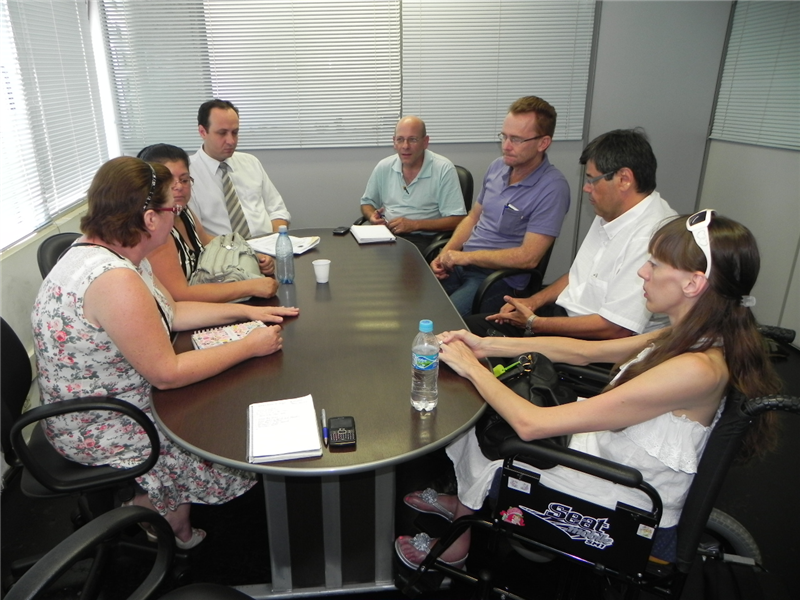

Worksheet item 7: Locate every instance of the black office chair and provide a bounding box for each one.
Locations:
[354,164,473,231]
[1,317,161,598]
[36,231,80,278]
[4,505,253,600]
[399,388,800,600]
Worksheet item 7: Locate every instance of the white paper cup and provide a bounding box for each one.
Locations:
[312,259,331,283]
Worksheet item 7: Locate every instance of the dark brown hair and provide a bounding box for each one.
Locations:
[612,214,781,461]
[80,157,172,247]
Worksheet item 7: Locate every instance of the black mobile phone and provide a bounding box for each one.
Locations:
[332,226,350,235]
[328,416,356,449]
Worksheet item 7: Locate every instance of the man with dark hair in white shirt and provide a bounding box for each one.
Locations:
[190,99,291,238]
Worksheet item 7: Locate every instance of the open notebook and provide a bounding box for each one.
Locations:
[248,234,320,256]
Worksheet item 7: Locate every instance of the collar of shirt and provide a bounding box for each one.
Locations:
[600,191,660,239]
[499,153,552,188]
[197,144,233,176]
[390,149,433,184]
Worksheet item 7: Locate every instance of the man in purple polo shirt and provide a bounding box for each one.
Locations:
[430,96,570,316]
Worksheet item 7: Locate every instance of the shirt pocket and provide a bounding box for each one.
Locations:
[499,207,527,236]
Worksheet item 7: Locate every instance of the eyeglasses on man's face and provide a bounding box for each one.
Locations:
[393,136,421,145]
[584,171,617,187]
[686,209,716,278]
[497,132,545,146]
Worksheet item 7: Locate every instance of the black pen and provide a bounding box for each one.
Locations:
[321,408,329,447]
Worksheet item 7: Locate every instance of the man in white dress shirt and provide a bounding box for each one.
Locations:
[190,99,291,238]
[469,128,677,339]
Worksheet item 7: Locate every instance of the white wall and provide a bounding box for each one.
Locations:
[699,141,800,331]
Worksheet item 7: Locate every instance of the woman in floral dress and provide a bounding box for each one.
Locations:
[32,156,299,548]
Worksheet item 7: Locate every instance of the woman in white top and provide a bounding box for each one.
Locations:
[396,211,780,567]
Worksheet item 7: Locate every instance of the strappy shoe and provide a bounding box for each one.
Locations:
[395,533,467,570]
[403,488,456,522]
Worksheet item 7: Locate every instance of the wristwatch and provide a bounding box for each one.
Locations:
[524,314,537,337]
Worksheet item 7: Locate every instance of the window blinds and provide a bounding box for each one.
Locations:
[711,1,800,151]
[402,0,595,142]
[1,0,107,250]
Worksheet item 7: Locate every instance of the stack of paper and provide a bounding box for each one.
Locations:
[192,321,265,350]
[350,224,396,244]
[247,394,323,463]
[248,234,321,256]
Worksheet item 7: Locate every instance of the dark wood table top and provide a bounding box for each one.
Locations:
[151,228,486,475]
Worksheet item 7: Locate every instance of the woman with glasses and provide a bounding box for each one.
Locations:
[138,144,279,302]
[32,156,299,549]
[396,211,780,568]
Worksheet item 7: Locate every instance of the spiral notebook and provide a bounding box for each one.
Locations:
[350,224,396,244]
[191,321,265,350]
[247,394,323,463]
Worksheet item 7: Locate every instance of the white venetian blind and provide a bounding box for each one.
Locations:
[101,0,402,154]
[0,0,107,251]
[711,1,800,151]
[402,0,596,142]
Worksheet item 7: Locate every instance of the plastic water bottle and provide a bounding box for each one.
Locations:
[275,225,295,284]
[411,319,439,411]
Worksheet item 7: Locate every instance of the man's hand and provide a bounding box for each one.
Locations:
[256,253,275,275]
[438,248,466,271]
[368,210,387,225]
[430,254,450,280]
[386,216,417,235]
[486,295,535,329]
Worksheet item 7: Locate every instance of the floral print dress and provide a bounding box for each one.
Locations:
[31,244,256,515]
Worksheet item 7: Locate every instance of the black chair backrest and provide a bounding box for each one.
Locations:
[1,318,33,465]
[453,165,473,212]
[37,232,80,279]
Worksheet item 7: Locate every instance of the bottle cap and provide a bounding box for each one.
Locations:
[278,225,288,233]
[419,320,433,333]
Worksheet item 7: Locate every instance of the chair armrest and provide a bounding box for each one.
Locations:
[742,394,800,417]
[353,216,368,226]
[756,325,795,344]
[553,363,613,398]
[472,268,544,315]
[422,238,449,264]
[4,505,174,600]
[10,397,160,494]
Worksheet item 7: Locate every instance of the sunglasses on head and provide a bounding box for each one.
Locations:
[686,209,716,278]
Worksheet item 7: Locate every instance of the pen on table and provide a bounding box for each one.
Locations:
[321,409,329,447]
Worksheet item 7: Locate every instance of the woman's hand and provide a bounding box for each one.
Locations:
[438,339,484,379]
[246,325,285,357]
[248,305,300,324]
[438,329,490,358]
[256,253,275,275]
[249,277,280,299]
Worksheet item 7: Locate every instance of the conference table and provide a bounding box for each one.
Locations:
[151,228,487,598]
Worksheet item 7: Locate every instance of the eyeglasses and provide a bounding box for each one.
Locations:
[584,171,616,187]
[497,133,545,146]
[686,209,716,278]
[393,136,421,145]
[149,204,185,216]
[172,176,194,188]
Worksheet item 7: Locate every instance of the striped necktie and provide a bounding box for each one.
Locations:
[219,161,250,238]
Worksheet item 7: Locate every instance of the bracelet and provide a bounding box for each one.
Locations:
[524,313,537,337]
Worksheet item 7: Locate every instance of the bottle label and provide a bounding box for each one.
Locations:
[412,353,438,370]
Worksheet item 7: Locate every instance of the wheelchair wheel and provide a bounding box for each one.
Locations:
[700,508,762,563]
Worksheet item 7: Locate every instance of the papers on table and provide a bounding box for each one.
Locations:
[248,234,321,256]
[350,224,397,244]
[191,321,265,349]
[247,394,323,463]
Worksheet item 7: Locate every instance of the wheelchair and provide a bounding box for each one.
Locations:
[398,327,800,599]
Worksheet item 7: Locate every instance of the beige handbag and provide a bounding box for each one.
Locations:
[189,233,261,285]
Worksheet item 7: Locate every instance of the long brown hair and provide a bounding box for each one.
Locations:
[612,214,781,461]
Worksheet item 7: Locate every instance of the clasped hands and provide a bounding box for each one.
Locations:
[430,249,466,280]
[436,329,489,377]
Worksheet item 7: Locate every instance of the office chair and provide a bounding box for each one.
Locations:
[354,164,474,233]
[5,505,253,600]
[1,317,161,598]
[399,388,800,600]
[36,231,80,278]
